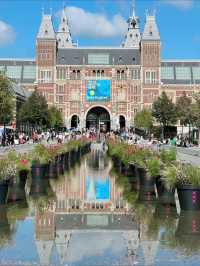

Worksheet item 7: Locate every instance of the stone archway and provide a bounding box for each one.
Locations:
[86,106,110,132]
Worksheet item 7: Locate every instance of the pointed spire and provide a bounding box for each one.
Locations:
[122,0,141,48]
[37,13,55,39]
[142,11,160,41]
[57,8,77,48]
[132,0,136,18]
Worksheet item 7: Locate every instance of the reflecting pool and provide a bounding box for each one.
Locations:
[0,151,200,266]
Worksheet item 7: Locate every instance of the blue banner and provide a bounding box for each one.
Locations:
[86,80,111,101]
[86,176,110,202]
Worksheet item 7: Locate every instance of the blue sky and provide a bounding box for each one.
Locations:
[0,0,200,59]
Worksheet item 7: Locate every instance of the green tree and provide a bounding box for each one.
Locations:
[176,93,193,142]
[152,92,177,140]
[191,93,200,146]
[134,108,153,135]
[18,90,49,127]
[47,106,63,129]
[0,74,13,125]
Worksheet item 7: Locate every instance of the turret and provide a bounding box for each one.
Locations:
[57,8,77,48]
[141,11,161,107]
[122,0,141,48]
[36,12,56,105]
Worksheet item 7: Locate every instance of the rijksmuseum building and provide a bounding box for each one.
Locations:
[1,5,200,131]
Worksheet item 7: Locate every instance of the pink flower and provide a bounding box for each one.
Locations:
[20,159,28,165]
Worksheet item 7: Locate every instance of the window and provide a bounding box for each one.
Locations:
[56,95,64,104]
[116,70,126,80]
[161,66,174,79]
[176,67,191,80]
[91,70,105,78]
[38,70,52,83]
[23,66,36,79]
[145,71,156,84]
[71,70,81,80]
[132,69,140,80]
[56,85,65,94]
[88,54,109,65]
[0,66,5,74]
[6,66,22,79]
[192,67,200,81]
[57,68,66,80]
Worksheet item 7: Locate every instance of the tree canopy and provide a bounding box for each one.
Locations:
[152,92,177,127]
[0,74,13,125]
[18,90,49,127]
[48,106,63,128]
[176,93,193,126]
[134,108,153,132]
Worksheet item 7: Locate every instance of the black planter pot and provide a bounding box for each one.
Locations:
[19,170,28,188]
[7,179,26,203]
[48,161,58,178]
[177,185,200,211]
[31,163,49,179]
[154,203,178,220]
[156,177,175,206]
[112,155,122,171]
[64,152,70,171]
[174,211,200,253]
[176,211,200,236]
[137,167,155,187]
[138,185,156,201]
[0,180,9,205]
[69,150,76,167]
[29,178,50,196]
[0,206,8,227]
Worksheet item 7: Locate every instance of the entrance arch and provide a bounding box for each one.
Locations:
[71,115,79,128]
[119,115,126,130]
[86,106,110,132]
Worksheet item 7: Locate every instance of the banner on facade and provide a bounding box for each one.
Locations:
[86,176,110,202]
[86,80,111,101]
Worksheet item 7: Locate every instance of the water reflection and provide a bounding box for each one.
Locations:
[0,152,200,265]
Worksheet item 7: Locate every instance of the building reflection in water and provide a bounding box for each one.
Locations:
[35,151,139,266]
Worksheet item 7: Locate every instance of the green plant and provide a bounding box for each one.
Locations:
[30,144,51,164]
[163,163,200,189]
[160,148,176,165]
[162,164,177,190]
[16,153,31,172]
[0,156,17,181]
[146,158,161,177]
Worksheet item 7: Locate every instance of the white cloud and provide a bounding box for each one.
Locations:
[0,20,16,46]
[164,0,193,9]
[60,6,127,39]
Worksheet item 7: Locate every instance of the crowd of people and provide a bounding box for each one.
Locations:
[0,126,194,148]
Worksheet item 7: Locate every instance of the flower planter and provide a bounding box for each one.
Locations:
[156,177,175,206]
[112,155,122,171]
[7,180,26,203]
[64,152,70,171]
[176,211,200,236]
[31,163,49,179]
[137,167,155,187]
[138,185,156,201]
[48,161,58,179]
[19,170,28,188]
[0,180,9,205]
[177,185,200,211]
[29,178,50,196]
[174,211,200,253]
[69,150,76,167]
[0,206,9,227]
